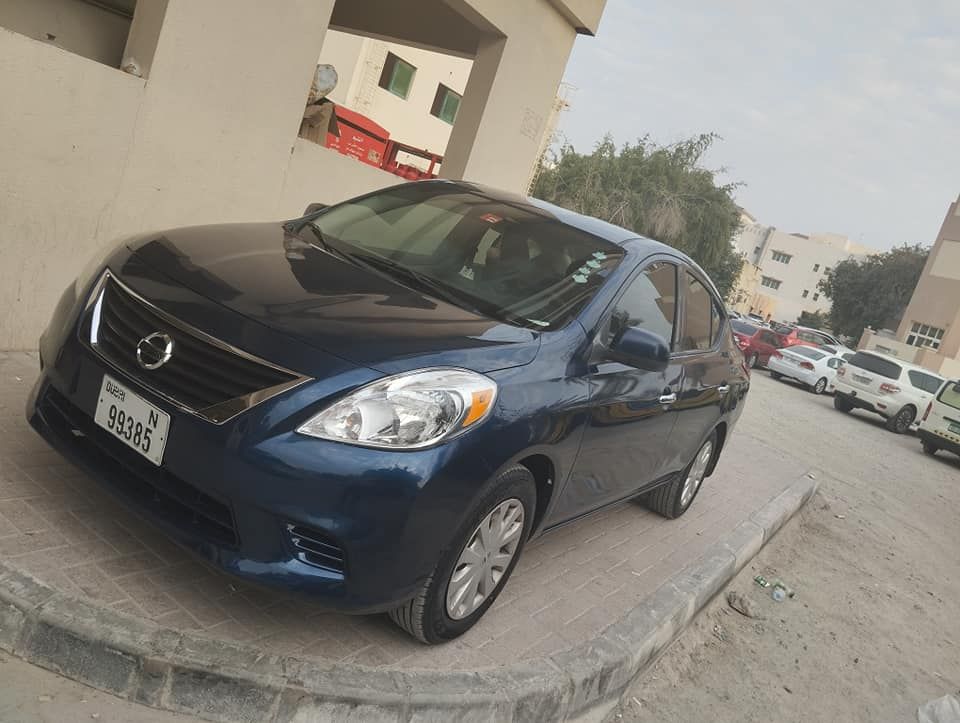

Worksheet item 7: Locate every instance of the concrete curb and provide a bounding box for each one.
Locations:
[0,474,818,722]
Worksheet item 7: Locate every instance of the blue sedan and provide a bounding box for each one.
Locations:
[27,180,750,643]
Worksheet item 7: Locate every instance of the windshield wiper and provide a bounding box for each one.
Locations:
[303,222,354,263]
[348,252,499,318]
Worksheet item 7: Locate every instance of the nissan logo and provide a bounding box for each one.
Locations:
[136,332,174,370]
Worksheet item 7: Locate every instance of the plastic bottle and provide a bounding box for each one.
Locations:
[771,584,786,602]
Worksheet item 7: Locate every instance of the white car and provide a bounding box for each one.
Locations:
[918,380,960,459]
[768,345,844,395]
[833,351,945,433]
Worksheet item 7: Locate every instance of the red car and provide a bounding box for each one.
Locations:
[775,325,844,352]
[730,320,784,368]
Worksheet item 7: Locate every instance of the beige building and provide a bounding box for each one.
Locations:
[0,0,605,350]
[730,212,878,324]
[859,193,960,378]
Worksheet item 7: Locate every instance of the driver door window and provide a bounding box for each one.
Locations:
[608,263,678,348]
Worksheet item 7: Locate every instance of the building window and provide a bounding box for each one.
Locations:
[378,52,416,99]
[430,84,462,124]
[753,246,762,255]
[771,251,792,264]
[812,263,820,272]
[906,322,945,350]
[801,290,809,298]
[813,292,820,301]
[760,276,782,290]
[824,266,831,274]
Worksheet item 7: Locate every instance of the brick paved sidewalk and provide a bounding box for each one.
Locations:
[0,351,798,671]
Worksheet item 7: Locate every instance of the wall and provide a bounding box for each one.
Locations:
[858,330,919,361]
[278,140,399,215]
[0,0,131,66]
[896,196,960,360]
[314,29,365,107]
[0,27,145,348]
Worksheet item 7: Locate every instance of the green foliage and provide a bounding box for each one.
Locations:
[533,134,744,298]
[817,244,929,339]
[797,309,829,328]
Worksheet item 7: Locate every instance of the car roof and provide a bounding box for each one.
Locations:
[851,349,945,378]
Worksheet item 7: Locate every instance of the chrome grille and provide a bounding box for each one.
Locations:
[84,271,308,423]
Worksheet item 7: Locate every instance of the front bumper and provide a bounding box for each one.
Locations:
[27,286,498,614]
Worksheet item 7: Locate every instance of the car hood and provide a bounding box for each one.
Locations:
[127,222,540,374]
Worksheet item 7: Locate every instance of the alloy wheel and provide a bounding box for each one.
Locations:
[445,498,525,620]
[680,440,713,509]
[814,378,827,394]
[895,408,914,433]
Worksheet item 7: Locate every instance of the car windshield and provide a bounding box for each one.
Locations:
[789,346,827,360]
[731,320,759,336]
[770,322,794,335]
[938,381,960,411]
[307,185,625,330]
[848,352,901,379]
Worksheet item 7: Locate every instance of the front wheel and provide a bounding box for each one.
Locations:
[388,465,535,644]
[922,439,938,456]
[886,405,916,434]
[643,431,717,519]
[811,377,828,395]
[770,371,782,380]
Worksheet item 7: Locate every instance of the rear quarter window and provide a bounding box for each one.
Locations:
[907,371,943,394]
[848,352,902,380]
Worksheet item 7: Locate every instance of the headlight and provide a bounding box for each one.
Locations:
[296,368,497,449]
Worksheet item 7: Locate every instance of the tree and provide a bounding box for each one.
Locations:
[817,244,929,339]
[533,134,744,298]
[797,309,829,328]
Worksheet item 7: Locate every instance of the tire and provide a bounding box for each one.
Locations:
[886,405,916,434]
[811,377,828,395]
[770,371,782,380]
[388,464,535,644]
[644,431,717,520]
[834,395,854,413]
[749,353,759,369]
[922,439,938,456]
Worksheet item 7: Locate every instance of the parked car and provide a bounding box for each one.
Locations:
[746,312,767,325]
[767,345,845,395]
[778,325,848,354]
[26,180,749,643]
[730,319,783,368]
[833,351,944,433]
[918,380,960,459]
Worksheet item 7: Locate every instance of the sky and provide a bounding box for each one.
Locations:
[556,0,960,251]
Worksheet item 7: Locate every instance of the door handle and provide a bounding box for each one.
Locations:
[717,384,730,396]
[659,392,677,405]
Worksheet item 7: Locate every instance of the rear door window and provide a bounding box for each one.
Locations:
[679,272,717,352]
[848,352,902,380]
[908,371,943,394]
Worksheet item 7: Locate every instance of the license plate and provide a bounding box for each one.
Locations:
[853,374,871,384]
[94,375,170,466]
[949,422,960,436]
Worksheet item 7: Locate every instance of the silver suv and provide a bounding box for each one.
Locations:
[833,351,944,433]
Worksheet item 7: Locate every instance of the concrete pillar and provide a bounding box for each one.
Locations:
[441,4,576,193]
[106,0,336,236]
[121,0,169,78]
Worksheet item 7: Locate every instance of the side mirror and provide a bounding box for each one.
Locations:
[303,202,328,215]
[609,327,670,372]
